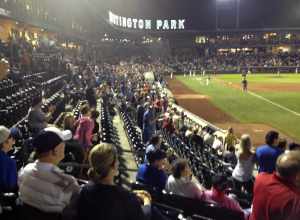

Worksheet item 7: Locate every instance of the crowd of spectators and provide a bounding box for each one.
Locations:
[0,43,300,220]
[167,51,300,73]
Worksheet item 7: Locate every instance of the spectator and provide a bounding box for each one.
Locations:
[185,126,193,139]
[28,96,54,135]
[232,134,255,194]
[166,148,177,165]
[162,96,168,113]
[256,131,283,173]
[224,145,237,166]
[74,104,94,153]
[18,127,79,214]
[142,103,156,144]
[224,127,237,151]
[172,109,181,131]
[250,151,300,220]
[136,149,168,190]
[212,136,224,155]
[203,128,215,147]
[166,159,205,200]
[63,113,76,134]
[203,174,244,214]
[78,143,149,220]
[190,128,204,148]
[86,86,97,108]
[278,138,287,151]
[162,113,175,134]
[0,58,9,80]
[0,126,17,192]
[136,99,145,129]
[289,142,300,151]
[91,110,100,143]
[61,114,85,174]
[145,135,162,163]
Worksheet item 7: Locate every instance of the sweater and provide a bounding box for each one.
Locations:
[18,161,80,213]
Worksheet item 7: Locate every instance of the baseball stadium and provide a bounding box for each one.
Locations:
[1,1,300,220]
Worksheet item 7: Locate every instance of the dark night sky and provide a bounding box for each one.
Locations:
[97,0,300,30]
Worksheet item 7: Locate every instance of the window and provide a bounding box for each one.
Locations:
[195,36,207,44]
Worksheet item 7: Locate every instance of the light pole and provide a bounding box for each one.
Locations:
[216,0,240,30]
[215,0,219,30]
[236,0,240,29]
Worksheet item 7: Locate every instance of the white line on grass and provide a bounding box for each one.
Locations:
[248,91,300,117]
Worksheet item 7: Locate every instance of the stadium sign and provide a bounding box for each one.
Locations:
[108,11,185,31]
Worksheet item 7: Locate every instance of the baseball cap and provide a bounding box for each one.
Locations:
[0,126,10,145]
[33,127,72,154]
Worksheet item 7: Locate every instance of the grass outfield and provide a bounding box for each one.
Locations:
[176,74,300,141]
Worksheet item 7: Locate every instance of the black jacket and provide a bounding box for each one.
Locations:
[77,183,146,220]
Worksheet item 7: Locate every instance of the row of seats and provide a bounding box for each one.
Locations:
[162,130,252,209]
[132,180,245,220]
[99,99,116,144]
[0,71,67,128]
[119,104,145,165]
[0,85,40,127]
[116,103,245,219]
[163,131,230,188]
[43,75,66,99]
[0,79,17,99]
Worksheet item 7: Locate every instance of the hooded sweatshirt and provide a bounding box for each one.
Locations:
[74,116,94,150]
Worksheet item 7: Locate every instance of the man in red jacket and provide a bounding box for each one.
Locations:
[250,151,300,220]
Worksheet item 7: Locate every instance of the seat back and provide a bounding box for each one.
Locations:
[159,193,244,220]
[21,203,61,220]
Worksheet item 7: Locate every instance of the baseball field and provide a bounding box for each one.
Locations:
[168,74,300,146]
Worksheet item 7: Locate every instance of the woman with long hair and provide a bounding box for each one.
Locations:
[77,143,150,220]
[232,134,255,194]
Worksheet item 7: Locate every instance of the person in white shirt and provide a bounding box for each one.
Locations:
[212,136,224,155]
[18,127,80,214]
[166,159,205,200]
[203,129,215,147]
[232,134,255,194]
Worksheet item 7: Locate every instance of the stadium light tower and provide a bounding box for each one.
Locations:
[236,0,240,29]
[216,0,240,30]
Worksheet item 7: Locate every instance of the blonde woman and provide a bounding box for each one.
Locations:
[77,143,151,220]
[63,113,76,134]
[232,134,255,194]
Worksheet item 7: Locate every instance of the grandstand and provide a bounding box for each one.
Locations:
[0,1,300,220]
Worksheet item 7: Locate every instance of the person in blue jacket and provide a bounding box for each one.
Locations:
[137,149,168,190]
[0,126,17,192]
[256,130,284,174]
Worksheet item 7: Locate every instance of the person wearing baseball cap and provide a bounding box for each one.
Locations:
[18,127,80,214]
[0,125,17,192]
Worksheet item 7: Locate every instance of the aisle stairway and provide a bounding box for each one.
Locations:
[112,109,138,189]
